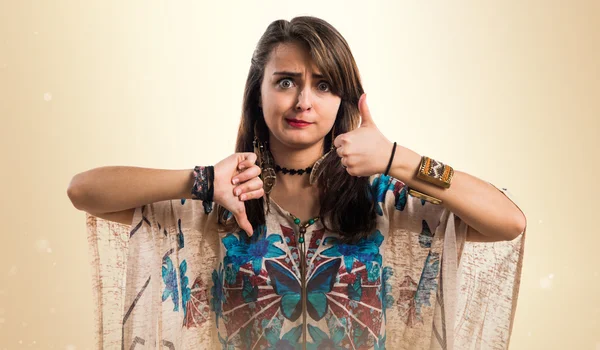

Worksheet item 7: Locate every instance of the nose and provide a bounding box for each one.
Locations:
[295,86,312,112]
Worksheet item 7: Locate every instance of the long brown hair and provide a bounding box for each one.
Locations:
[216,16,378,243]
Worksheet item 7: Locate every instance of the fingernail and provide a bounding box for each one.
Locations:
[240,194,246,200]
[239,165,246,170]
[234,189,241,196]
[232,178,239,185]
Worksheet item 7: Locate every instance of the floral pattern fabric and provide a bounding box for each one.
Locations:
[86,173,525,349]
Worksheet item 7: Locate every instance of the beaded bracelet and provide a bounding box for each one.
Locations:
[416,156,454,189]
[191,165,214,214]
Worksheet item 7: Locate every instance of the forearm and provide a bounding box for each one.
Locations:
[67,166,195,214]
[389,146,526,240]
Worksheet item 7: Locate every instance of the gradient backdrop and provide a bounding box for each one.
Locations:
[1,1,598,349]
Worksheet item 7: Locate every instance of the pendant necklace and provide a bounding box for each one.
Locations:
[287,211,319,348]
[287,213,320,244]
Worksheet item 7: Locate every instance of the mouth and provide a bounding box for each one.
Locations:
[285,119,313,128]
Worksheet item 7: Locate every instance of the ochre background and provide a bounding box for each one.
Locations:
[0,1,598,349]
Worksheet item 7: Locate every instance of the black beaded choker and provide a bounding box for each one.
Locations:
[274,164,313,175]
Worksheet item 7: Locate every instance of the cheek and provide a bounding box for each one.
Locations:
[318,98,341,121]
[262,99,288,132]
[262,89,287,112]
[263,102,285,124]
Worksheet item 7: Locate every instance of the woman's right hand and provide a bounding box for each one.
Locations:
[213,152,264,237]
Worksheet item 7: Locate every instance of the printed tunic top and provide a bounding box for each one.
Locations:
[86,173,525,349]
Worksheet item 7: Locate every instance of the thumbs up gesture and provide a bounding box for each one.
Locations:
[333,93,395,177]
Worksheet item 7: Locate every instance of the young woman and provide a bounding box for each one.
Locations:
[70,16,526,350]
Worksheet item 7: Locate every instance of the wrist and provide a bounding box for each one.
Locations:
[190,166,215,214]
[179,169,197,200]
[388,145,421,185]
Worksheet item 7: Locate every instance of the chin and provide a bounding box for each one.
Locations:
[275,131,320,148]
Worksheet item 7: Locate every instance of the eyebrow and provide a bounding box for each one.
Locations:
[273,71,324,79]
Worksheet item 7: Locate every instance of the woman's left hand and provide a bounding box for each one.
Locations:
[333,93,394,177]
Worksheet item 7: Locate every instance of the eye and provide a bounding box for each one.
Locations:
[277,78,295,89]
[318,81,331,92]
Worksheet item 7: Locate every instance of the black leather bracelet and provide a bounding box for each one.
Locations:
[384,142,397,176]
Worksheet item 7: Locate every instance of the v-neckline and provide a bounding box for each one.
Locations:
[268,196,321,227]
[268,196,290,216]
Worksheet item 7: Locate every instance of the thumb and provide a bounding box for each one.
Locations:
[244,151,257,164]
[234,209,254,237]
[237,152,257,169]
[358,93,374,127]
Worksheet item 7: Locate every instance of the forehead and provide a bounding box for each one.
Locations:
[265,42,322,74]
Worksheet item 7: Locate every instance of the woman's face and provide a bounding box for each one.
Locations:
[260,42,341,150]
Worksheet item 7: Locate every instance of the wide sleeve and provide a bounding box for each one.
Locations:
[85,198,220,349]
[419,182,525,350]
[86,211,133,349]
[452,184,526,349]
[85,200,179,349]
[371,173,525,349]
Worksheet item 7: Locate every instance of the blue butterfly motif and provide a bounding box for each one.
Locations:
[265,258,341,322]
[161,256,179,311]
[370,174,401,216]
[394,184,408,211]
[369,174,391,216]
[321,230,384,282]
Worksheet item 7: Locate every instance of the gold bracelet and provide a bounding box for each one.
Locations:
[416,156,454,189]
[407,188,443,205]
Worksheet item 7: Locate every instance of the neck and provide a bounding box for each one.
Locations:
[268,137,325,192]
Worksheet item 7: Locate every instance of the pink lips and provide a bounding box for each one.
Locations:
[286,119,312,128]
